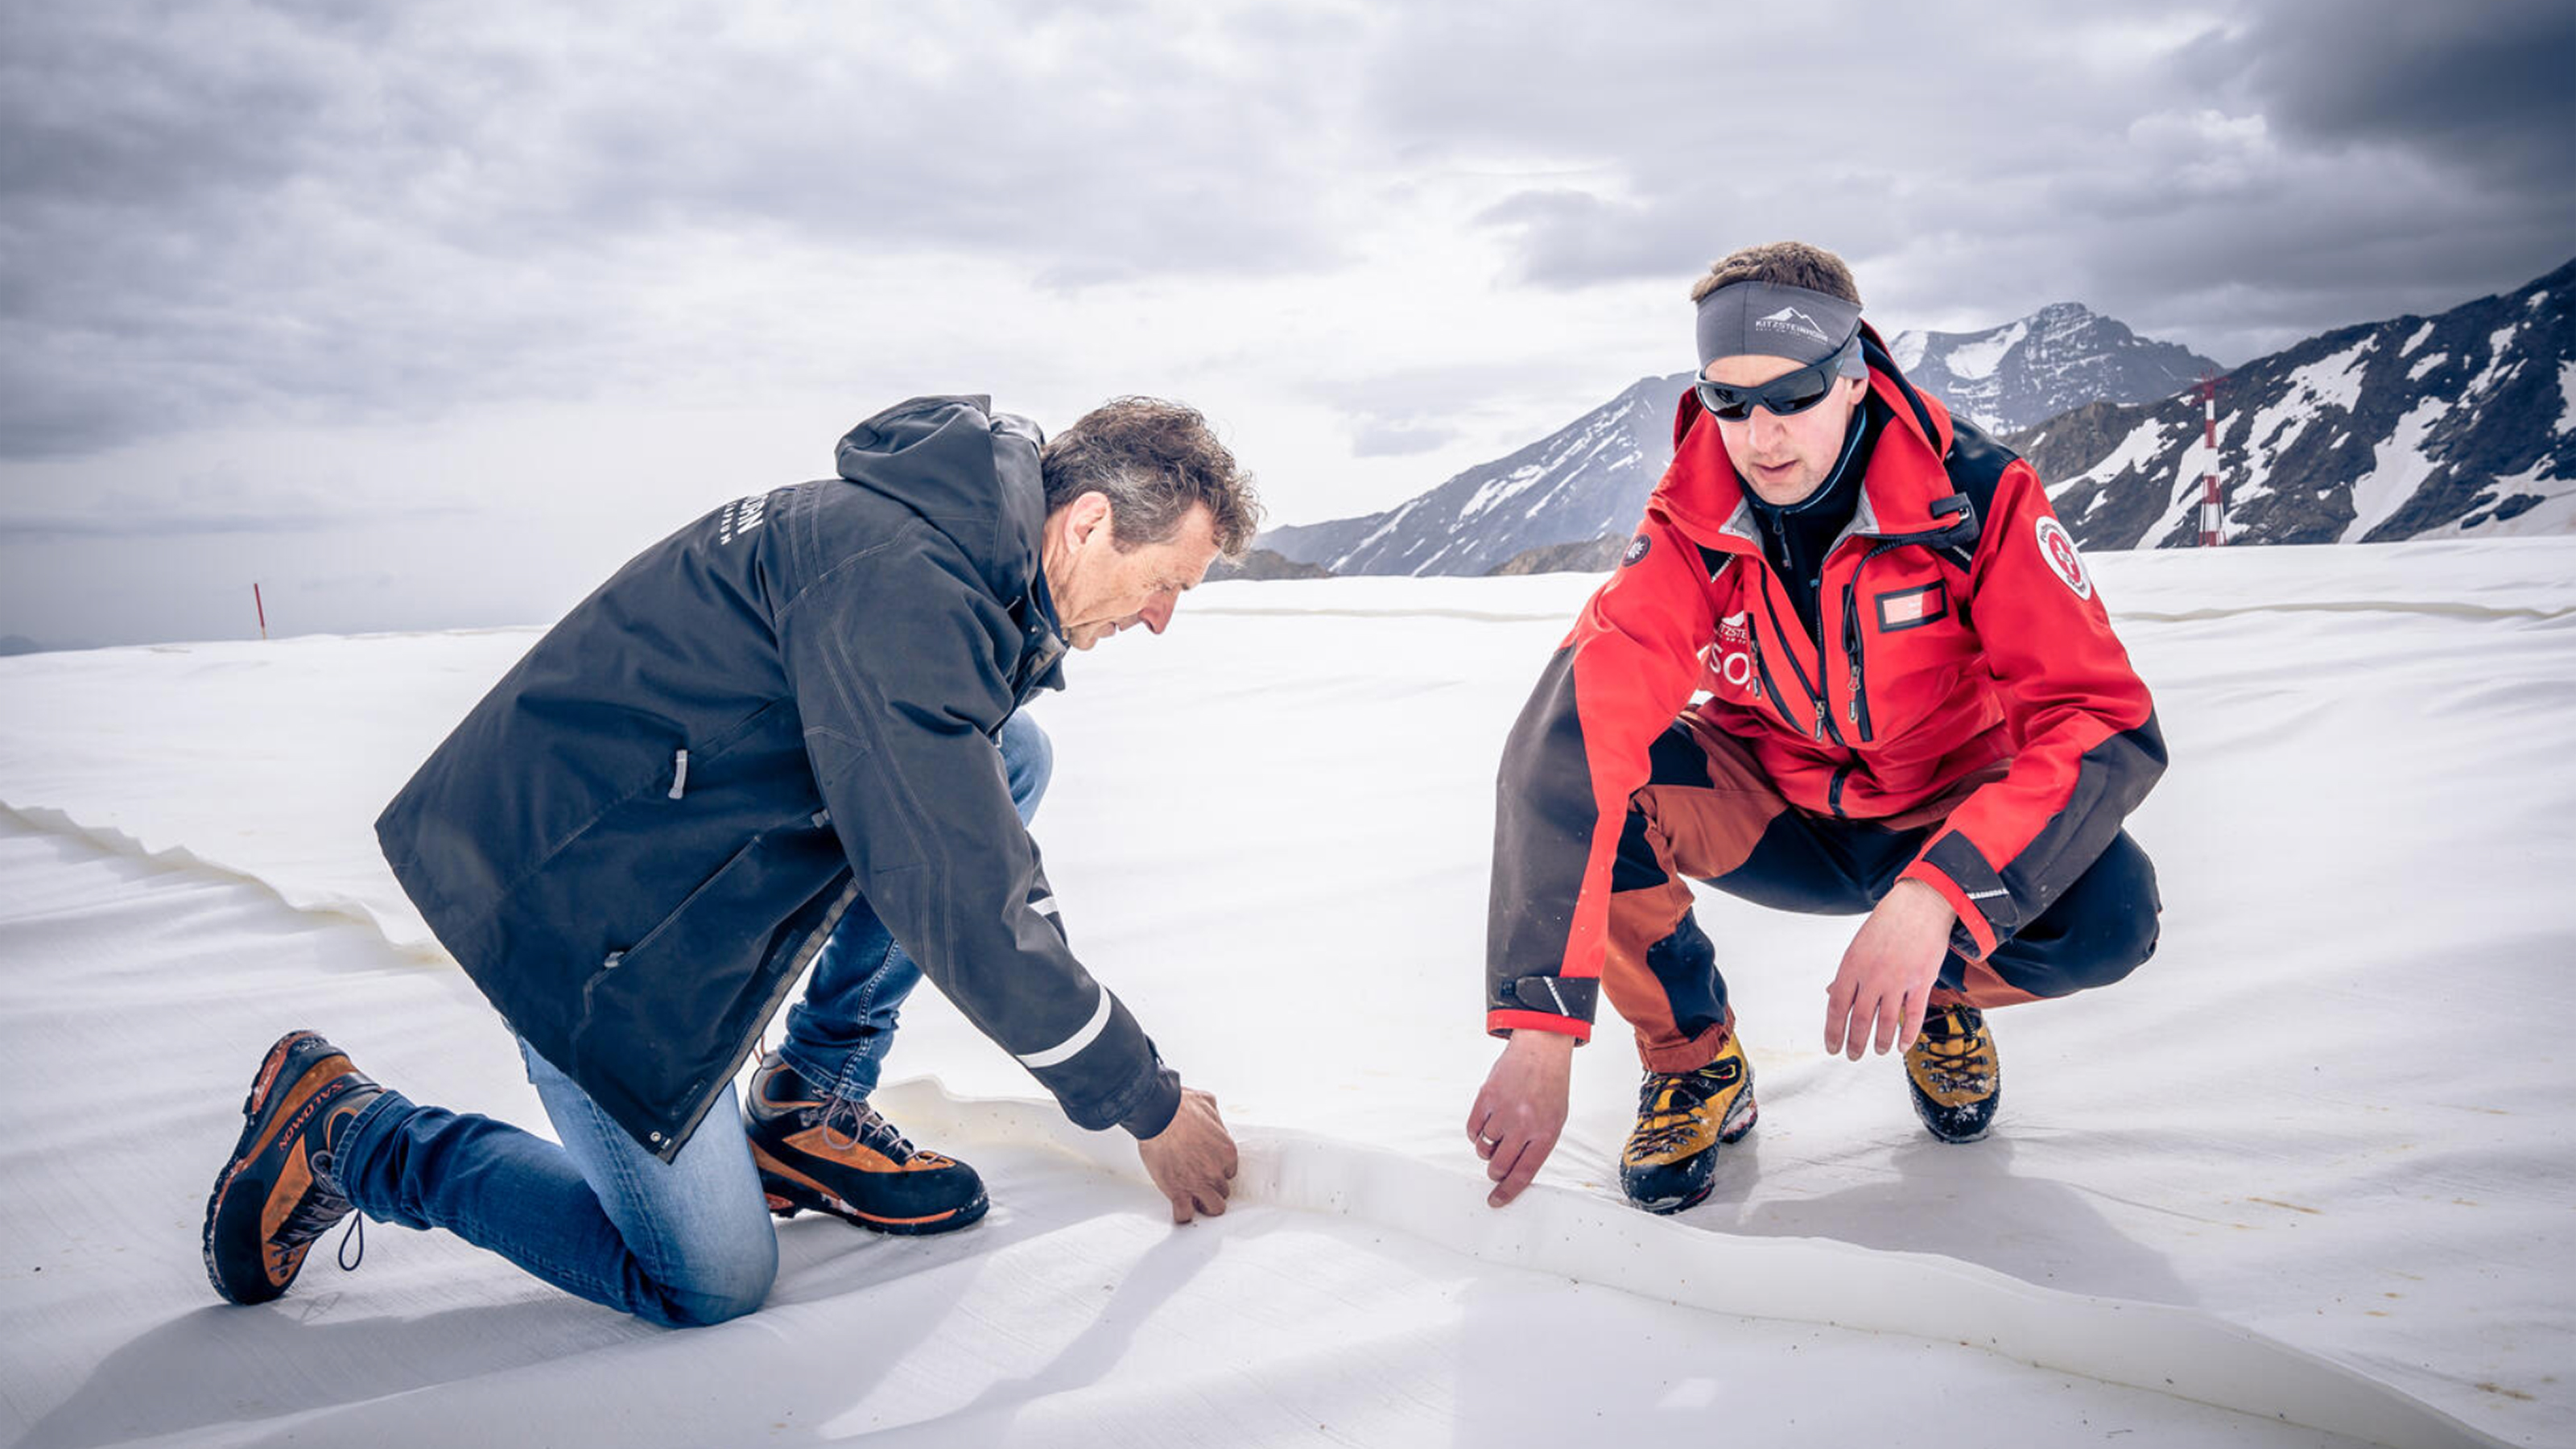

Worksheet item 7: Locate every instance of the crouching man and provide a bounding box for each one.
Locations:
[1468,242,2165,1214]
[206,394,1258,1324]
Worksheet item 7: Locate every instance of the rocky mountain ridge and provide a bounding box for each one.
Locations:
[2023,257,2574,548]
[1888,302,2219,434]
[1265,266,2575,575]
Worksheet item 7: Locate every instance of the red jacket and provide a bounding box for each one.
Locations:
[1486,332,2165,1040]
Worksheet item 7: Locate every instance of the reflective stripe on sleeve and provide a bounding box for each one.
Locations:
[1015,988,1113,1069]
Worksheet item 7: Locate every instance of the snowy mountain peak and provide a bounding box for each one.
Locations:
[2020,254,2576,548]
[1267,262,2576,578]
[1261,371,1691,577]
[1887,303,2217,432]
[1266,300,2214,577]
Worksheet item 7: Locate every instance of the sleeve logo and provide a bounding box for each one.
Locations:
[2033,516,2091,600]
[718,493,770,547]
[1622,533,1652,567]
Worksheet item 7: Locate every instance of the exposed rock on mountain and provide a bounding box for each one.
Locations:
[1264,266,2574,574]
[1261,373,1690,577]
[1889,303,2219,434]
[2017,258,2575,547]
[1485,535,1623,576]
[1204,547,1332,581]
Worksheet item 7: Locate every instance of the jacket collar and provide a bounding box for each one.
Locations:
[1650,322,1972,554]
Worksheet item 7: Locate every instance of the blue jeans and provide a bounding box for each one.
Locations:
[334,712,1053,1326]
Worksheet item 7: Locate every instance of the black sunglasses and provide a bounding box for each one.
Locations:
[1693,334,1861,421]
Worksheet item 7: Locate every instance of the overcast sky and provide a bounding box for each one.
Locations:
[3,0,2571,648]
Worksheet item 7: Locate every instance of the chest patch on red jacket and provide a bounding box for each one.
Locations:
[1709,610,1759,692]
[1875,582,1948,633]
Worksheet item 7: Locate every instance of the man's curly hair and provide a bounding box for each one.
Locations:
[1040,397,1263,559]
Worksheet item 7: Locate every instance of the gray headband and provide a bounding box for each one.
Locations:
[1695,280,1865,372]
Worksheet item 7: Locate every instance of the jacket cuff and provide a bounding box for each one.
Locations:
[1114,1063,1184,1139]
[1900,847,2004,960]
[1487,1009,1593,1042]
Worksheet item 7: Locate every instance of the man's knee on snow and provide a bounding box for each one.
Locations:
[647,1235,779,1328]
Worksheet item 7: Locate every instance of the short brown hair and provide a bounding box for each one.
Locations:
[1688,242,1862,307]
[1041,397,1263,559]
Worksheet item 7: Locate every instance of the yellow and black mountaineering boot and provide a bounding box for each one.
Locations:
[744,1053,988,1236]
[1905,1003,2000,1142]
[1618,1032,1758,1214]
[204,1030,382,1305]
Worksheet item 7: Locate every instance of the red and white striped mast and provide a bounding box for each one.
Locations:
[2195,376,2226,547]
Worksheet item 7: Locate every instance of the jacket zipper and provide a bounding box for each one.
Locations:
[1753,569,1841,745]
[1839,541,1907,744]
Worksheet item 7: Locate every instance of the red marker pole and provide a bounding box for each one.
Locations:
[2196,377,2226,547]
[254,583,268,641]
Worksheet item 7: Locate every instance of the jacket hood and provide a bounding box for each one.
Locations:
[1652,322,1970,545]
[834,394,1048,604]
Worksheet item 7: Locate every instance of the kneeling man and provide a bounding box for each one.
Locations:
[207,394,1257,1323]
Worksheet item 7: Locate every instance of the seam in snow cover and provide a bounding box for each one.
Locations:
[0,802,450,968]
[871,1080,2512,1449]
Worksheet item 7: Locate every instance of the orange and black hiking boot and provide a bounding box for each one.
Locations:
[744,1053,988,1236]
[1618,1031,1758,1214]
[1905,1003,2000,1143]
[204,1030,382,1304]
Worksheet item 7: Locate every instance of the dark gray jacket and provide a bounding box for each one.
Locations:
[376,395,1182,1161]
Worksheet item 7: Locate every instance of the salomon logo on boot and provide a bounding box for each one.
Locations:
[204,1030,380,1305]
[1618,1033,1759,1215]
[744,1053,988,1236]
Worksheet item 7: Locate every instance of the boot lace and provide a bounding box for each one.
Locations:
[274,1149,365,1274]
[1910,1009,1993,1095]
[1628,1063,1737,1159]
[819,1093,918,1163]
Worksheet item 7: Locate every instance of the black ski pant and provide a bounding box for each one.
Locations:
[1604,713,2161,1072]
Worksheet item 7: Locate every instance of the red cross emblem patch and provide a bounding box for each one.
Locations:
[2034,516,2092,601]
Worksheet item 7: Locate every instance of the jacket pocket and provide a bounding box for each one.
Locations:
[567,836,779,1125]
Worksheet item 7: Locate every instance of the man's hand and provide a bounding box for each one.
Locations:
[1136,1088,1237,1224]
[1466,1029,1575,1208]
[1823,878,1957,1059]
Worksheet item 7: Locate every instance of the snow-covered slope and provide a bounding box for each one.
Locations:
[2024,258,2576,549]
[1889,302,2218,433]
[4,539,2572,1447]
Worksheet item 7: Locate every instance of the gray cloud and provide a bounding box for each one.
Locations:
[1354,2,2574,364]
[3,0,2569,466]
[2191,0,2576,186]
[1297,358,1621,465]
[0,1,1368,458]
[0,494,467,539]
[1348,420,1456,458]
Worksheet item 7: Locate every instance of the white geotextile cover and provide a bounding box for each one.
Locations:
[2,537,2570,1447]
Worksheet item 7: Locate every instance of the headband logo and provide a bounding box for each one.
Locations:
[1754,306,1835,345]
